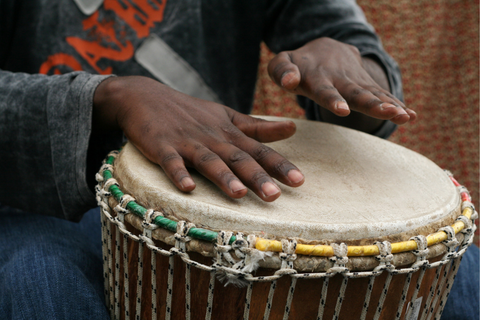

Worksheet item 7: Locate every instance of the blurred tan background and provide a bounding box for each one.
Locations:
[252,0,479,245]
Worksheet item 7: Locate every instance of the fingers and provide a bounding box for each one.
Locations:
[299,74,352,117]
[154,146,196,192]
[268,52,301,91]
[164,132,304,202]
[338,83,414,124]
[229,138,305,188]
[183,142,283,201]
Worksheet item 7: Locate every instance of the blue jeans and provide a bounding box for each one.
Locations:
[0,205,478,319]
[0,206,109,320]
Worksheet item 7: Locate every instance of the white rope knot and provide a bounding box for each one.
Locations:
[95,172,104,183]
[214,231,251,287]
[100,163,114,174]
[373,241,394,272]
[280,239,297,261]
[141,209,162,230]
[439,226,459,260]
[215,245,231,254]
[461,201,475,211]
[457,186,469,195]
[275,239,297,276]
[102,178,119,197]
[214,231,234,265]
[232,233,248,255]
[329,243,348,265]
[173,221,195,253]
[374,241,394,263]
[103,178,118,190]
[139,228,156,247]
[410,235,429,268]
[456,215,473,232]
[471,210,479,221]
[327,243,349,274]
[439,226,459,248]
[107,150,120,158]
[231,233,272,275]
[114,194,136,216]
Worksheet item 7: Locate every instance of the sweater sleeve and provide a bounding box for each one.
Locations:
[0,70,119,221]
[263,0,403,102]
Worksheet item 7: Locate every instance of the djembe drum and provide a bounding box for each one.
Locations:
[96,117,477,320]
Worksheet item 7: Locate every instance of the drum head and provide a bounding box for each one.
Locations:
[114,117,460,243]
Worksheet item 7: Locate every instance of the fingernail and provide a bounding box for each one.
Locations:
[380,103,396,110]
[287,169,304,184]
[261,182,281,198]
[392,113,409,121]
[180,177,195,189]
[230,180,247,193]
[336,101,349,111]
[281,71,297,87]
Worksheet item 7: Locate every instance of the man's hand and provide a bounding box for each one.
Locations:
[268,37,416,126]
[93,76,304,202]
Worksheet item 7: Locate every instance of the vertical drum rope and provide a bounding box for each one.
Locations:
[205,271,215,320]
[135,241,144,320]
[263,280,277,320]
[243,282,254,320]
[316,277,330,320]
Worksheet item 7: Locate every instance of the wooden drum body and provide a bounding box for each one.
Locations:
[96,117,477,320]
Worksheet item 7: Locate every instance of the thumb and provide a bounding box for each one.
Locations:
[229,111,296,143]
[268,52,301,91]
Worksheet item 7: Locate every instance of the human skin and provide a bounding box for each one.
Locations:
[93,37,416,202]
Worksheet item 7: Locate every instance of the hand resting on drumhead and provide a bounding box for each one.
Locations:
[93,76,305,202]
[268,38,417,129]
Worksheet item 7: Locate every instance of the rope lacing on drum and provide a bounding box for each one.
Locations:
[100,178,119,198]
[327,243,348,274]
[97,153,477,320]
[170,221,195,256]
[438,226,459,261]
[242,234,272,274]
[410,235,429,269]
[362,241,394,320]
[373,241,394,272]
[214,231,247,287]
[275,239,297,276]
[138,209,162,248]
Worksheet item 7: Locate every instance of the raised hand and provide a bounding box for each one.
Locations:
[93,76,304,202]
[268,37,416,125]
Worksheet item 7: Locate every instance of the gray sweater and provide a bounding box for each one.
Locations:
[0,0,403,221]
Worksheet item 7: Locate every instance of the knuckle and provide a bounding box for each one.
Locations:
[215,169,233,181]
[272,159,292,176]
[348,44,360,55]
[250,170,269,184]
[160,152,182,166]
[364,98,381,109]
[196,151,219,165]
[221,125,243,142]
[228,150,250,165]
[252,144,274,161]
[170,167,189,181]
[348,87,369,99]
[313,85,336,97]
[322,93,343,105]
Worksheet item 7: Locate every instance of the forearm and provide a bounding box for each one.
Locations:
[0,70,115,220]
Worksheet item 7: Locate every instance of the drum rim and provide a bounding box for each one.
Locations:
[96,150,476,258]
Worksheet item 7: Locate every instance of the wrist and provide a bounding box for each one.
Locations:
[92,76,124,132]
